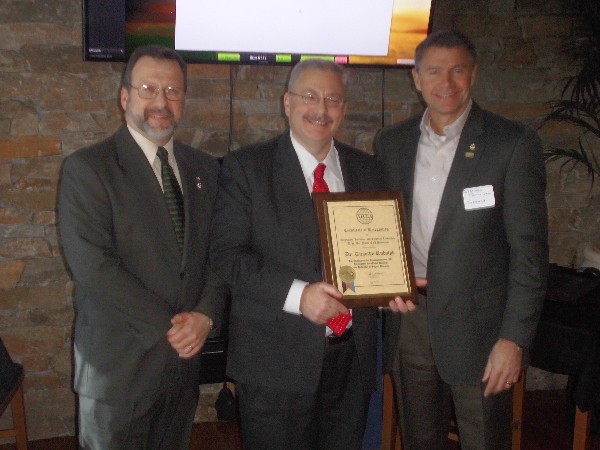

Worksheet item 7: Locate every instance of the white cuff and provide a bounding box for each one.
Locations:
[283,279,308,315]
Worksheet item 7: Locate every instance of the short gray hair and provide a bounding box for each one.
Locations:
[287,59,348,92]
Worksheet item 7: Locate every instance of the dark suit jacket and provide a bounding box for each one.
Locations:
[375,103,549,385]
[58,125,226,402]
[209,133,382,394]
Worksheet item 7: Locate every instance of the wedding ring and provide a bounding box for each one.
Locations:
[188,345,193,351]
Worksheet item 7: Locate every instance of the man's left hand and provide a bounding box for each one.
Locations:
[166,312,212,359]
[386,277,427,313]
[482,338,522,397]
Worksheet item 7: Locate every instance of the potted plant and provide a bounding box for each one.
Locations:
[541,1,599,179]
[540,0,600,268]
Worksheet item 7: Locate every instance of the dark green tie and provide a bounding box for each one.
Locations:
[157,147,185,252]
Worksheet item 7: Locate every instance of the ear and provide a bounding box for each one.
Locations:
[470,64,479,87]
[120,86,128,111]
[283,92,291,118]
[412,68,422,92]
[340,102,348,120]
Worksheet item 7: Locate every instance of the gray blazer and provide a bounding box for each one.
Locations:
[209,134,382,394]
[59,125,227,402]
[375,103,549,384]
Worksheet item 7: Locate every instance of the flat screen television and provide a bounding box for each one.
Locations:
[83,0,434,67]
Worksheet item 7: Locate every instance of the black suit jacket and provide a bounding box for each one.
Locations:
[375,103,549,384]
[209,134,382,394]
[58,126,227,401]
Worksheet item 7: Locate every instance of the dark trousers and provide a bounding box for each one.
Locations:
[392,295,512,450]
[78,363,199,450]
[237,335,371,450]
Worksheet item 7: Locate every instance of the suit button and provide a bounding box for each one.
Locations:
[179,272,185,280]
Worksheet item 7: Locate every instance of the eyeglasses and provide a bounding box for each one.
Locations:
[131,83,185,101]
[288,91,345,108]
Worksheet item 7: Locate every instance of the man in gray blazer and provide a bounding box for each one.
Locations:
[58,45,227,449]
[376,31,549,449]
[209,60,382,449]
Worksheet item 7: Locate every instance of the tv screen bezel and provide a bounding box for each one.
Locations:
[82,0,435,68]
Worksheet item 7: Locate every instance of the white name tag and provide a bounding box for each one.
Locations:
[463,185,495,210]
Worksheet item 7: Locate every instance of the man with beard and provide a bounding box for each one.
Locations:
[209,60,383,449]
[58,45,227,449]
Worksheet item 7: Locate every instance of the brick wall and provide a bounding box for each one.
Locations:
[1,0,598,441]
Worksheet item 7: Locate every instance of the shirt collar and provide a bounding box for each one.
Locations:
[289,131,342,182]
[420,99,473,141]
[127,125,174,165]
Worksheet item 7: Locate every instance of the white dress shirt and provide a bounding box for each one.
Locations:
[127,125,183,192]
[283,131,345,316]
[411,100,472,278]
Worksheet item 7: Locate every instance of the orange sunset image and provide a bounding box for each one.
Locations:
[351,0,432,65]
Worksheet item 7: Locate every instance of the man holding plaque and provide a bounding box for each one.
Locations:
[376,30,548,449]
[209,60,382,449]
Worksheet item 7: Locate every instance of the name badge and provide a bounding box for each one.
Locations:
[463,185,495,210]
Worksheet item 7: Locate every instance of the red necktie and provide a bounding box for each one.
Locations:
[312,163,351,336]
[312,163,329,194]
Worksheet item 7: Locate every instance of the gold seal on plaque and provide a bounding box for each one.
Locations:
[339,265,356,283]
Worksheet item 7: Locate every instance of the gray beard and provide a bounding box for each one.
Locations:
[141,121,176,143]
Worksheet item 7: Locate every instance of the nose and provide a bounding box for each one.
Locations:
[150,89,169,106]
[442,70,453,84]
[314,97,328,112]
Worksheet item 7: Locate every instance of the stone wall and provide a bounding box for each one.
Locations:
[0,0,598,441]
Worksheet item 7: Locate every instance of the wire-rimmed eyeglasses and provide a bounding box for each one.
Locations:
[288,91,345,108]
[131,83,185,101]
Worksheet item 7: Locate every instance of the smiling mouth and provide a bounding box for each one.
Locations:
[306,115,332,126]
[146,108,173,122]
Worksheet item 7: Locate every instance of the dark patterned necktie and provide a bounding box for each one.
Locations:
[157,147,185,253]
[312,163,352,336]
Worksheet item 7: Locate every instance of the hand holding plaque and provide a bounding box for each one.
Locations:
[313,191,417,308]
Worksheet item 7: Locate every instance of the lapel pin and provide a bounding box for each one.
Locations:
[195,176,202,190]
[465,143,476,158]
